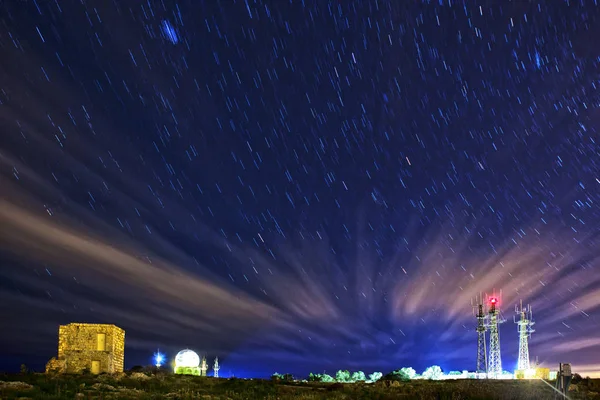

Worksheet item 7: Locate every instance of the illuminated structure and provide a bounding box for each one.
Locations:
[514,300,534,371]
[472,293,488,376]
[213,357,220,378]
[154,350,164,368]
[174,349,201,376]
[487,295,505,379]
[45,323,125,374]
[200,355,208,377]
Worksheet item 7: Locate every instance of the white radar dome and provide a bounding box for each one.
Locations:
[175,349,200,368]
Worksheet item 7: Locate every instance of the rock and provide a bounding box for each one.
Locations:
[91,383,116,391]
[115,387,145,397]
[130,372,150,380]
[0,381,34,390]
[113,372,126,381]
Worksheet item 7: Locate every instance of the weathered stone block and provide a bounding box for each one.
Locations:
[45,323,125,374]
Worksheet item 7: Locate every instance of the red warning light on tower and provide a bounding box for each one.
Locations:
[490,297,497,304]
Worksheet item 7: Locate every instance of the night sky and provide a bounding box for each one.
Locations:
[1,0,600,379]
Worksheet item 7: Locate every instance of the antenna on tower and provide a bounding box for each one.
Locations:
[200,355,208,377]
[213,357,220,378]
[486,290,506,379]
[514,300,535,372]
[472,292,488,378]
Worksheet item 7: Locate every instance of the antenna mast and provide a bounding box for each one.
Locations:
[487,290,505,379]
[200,355,208,377]
[213,357,220,378]
[515,300,535,371]
[472,293,488,377]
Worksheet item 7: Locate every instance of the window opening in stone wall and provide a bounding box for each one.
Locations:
[97,333,106,351]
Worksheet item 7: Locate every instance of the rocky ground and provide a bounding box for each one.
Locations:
[1,371,599,399]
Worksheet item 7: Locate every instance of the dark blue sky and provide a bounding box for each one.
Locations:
[1,0,600,378]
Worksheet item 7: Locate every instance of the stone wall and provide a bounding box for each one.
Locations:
[110,326,125,373]
[46,323,125,374]
[45,357,66,374]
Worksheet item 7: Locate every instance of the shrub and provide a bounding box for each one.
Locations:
[129,365,144,373]
[422,365,443,380]
[385,367,416,382]
[335,370,351,382]
[368,371,383,382]
[271,372,293,382]
[308,372,321,381]
[351,371,366,382]
[271,373,283,381]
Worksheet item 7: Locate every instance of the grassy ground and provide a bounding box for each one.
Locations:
[1,372,598,399]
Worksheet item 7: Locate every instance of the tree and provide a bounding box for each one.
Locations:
[335,370,351,382]
[282,373,293,381]
[422,365,443,380]
[368,372,383,382]
[321,374,335,382]
[308,372,321,382]
[399,367,417,381]
[351,371,366,382]
[271,373,284,381]
[384,367,416,381]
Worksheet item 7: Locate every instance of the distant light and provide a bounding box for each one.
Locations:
[490,298,497,304]
[154,351,165,368]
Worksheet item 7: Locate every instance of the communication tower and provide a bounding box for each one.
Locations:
[200,355,208,377]
[472,293,488,376]
[514,300,534,371]
[213,357,220,378]
[487,293,505,378]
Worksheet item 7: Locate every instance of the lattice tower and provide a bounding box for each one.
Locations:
[515,300,535,371]
[213,357,220,378]
[472,294,488,375]
[487,294,505,378]
[200,356,208,376]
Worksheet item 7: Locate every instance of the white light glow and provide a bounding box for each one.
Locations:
[175,349,200,368]
[154,351,164,367]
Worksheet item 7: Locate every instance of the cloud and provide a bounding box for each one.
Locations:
[569,364,600,378]
[0,200,278,335]
[551,337,600,352]
[1,120,599,371]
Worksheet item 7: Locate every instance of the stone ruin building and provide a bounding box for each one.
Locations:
[45,323,125,374]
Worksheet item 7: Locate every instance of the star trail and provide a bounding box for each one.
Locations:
[1,0,600,378]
